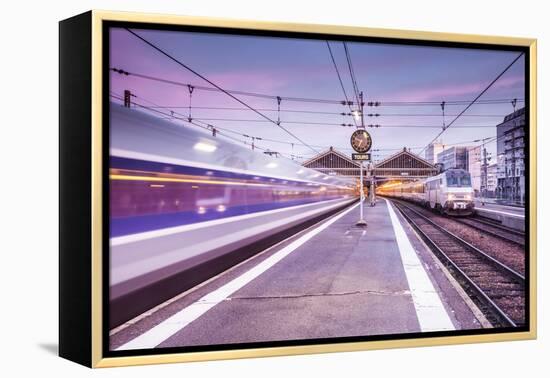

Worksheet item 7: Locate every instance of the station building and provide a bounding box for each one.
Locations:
[436,146,472,171]
[302,147,438,184]
[425,141,445,165]
[468,145,482,195]
[486,163,498,196]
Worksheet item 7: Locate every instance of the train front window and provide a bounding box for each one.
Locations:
[445,171,471,187]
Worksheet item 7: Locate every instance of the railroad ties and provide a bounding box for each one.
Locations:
[391,199,525,328]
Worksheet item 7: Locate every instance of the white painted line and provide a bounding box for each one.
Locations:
[384,199,455,332]
[476,207,525,218]
[111,197,350,246]
[116,203,359,350]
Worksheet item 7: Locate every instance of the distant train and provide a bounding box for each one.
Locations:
[108,102,356,327]
[377,169,475,216]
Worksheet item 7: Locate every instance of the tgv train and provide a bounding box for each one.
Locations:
[377,169,475,216]
[109,102,356,327]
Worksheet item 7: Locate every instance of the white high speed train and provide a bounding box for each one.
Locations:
[108,102,356,327]
[377,168,475,216]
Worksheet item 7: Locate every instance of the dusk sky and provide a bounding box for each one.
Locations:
[109,27,525,162]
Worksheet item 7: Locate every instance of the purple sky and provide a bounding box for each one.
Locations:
[109,27,525,162]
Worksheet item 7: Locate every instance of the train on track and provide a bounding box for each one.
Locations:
[108,102,356,327]
[377,169,475,216]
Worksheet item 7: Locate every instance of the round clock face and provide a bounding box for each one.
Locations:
[350,130,372,153]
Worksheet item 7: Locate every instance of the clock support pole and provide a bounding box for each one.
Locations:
[356,160,367,226]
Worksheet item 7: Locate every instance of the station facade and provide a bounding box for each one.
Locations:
[302,147,438,183]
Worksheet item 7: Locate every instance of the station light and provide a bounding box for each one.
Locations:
[194,142,217,152]
[266,162,278,168]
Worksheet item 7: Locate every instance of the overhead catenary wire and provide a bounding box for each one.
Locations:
[111,92,338,154]
[124,28,319,154]
[377,99,525,106]
[111,89,506,148]
[110,92,408,154]
[114,30,524,162]
[419,51,525,154]
[110,93,304,158]
[111,68,524,108]
[111,90,508,129]
[373,135,501,153]
[188,117,502,128]
[111,92,314,159]
[342,42,361,108]
[326,41,358,127]
[112,91,507,167]
[126,104,513,118]
[112,91,503,158]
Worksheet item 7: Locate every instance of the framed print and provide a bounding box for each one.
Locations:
[59,10,537,368]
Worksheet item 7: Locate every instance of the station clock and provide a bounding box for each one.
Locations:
[350,129,372,153]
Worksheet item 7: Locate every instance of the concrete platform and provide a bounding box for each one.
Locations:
[111,199,482,351]
[475,202,526,231]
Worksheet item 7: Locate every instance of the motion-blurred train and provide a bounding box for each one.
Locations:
[377,169,475,216]
[109,102,356,327]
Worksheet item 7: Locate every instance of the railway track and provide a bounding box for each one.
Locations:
[452,216,525,246]
[391,199,525,328]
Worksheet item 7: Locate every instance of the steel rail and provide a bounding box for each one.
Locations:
[391,199,524,328]
[451,217,525,247]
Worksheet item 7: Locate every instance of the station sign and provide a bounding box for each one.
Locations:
[352,153,371,161]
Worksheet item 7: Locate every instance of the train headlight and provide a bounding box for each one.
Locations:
[447,194,455,201]
[464,194,472,201]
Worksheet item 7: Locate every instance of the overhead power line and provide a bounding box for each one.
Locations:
[110,93,304,159]
[188,117,501,128]
[342,42,361,108]
[419,51,525,154]
[112,92,478,153]
[326,41,358,127]
[111,68,524,108]
[124,28,319,154]
[117,104,510,118]
[378,99,525,106]
[111,92,503,163]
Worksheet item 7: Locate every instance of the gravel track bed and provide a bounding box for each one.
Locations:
[402,202,525,276]
[455,217,525,245]
[393,201,525,327]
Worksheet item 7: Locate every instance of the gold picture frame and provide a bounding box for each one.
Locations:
[59,9,537,368]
